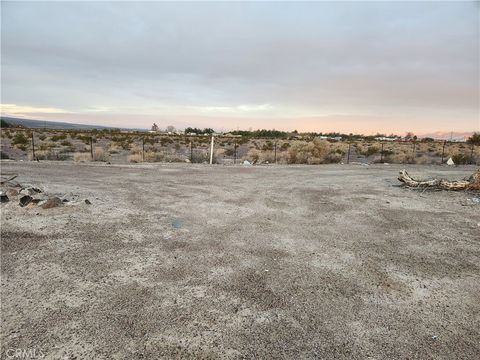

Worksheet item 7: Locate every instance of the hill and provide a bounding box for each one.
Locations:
[0,116,142,131]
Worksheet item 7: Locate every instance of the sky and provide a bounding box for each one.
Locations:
[1,1,479,135]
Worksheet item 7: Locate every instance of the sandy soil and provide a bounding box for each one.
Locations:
[1,161,479,359]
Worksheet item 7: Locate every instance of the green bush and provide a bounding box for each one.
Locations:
[12,132,29,147]
[452,153,470,165]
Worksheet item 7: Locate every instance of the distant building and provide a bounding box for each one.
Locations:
[375,136,399,142]
[151,123,159,132]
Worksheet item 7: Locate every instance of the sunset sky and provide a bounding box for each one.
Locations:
[1,1,479,134]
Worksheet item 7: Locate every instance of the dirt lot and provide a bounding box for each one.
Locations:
[1,161,479,359]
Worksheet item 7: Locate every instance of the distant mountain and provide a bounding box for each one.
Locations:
[0,116,145,131]
[419,131,476,141]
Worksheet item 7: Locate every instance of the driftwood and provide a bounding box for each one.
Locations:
[398,169,480,191]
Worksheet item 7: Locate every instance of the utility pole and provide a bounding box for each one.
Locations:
[209,135,214,165]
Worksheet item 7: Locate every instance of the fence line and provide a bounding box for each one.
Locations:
[0,127,478,165]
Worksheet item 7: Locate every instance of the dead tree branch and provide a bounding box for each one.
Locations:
[398,169,480,191]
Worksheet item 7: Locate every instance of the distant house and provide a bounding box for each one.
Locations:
[375,136,399,142]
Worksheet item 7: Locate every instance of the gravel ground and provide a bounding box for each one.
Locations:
[1,161,479,359]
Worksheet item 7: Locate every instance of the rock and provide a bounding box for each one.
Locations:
[243,160,251,166]
[41,197,62,209]
[6,189,19,197]
[446,157,455,166]
[185,159,191,163]
[1,194,9,203]
[84,199,92,205]
[20,187,41,196]
[20,188,33,196]
[19,195,33,207]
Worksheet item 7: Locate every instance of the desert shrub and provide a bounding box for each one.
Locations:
[280,142,291,151]
[144,150,164,162]
[262,141,274,151]
[451,153,470,165]
[108,144,122,154]
[74,152,91,162]
[362,145,379,157]
[50,134,67,142]
[325,151,343,163]
[77,135,92,144]
[12,132,29,147]
[385,152,413,164]
[129,144,143,155]
[128,154,143,163]
[61,140,72,147]
[287,139,330,164]
[30,150,69,161]
[144,137,156,145]
[38,134,47,141]
[224,148,235,156]
[93,147,109,162]
[1,151,10,159]
[414,155,431,164]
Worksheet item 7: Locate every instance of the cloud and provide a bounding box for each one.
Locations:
[0,103,71,116]
[1,2,478,132]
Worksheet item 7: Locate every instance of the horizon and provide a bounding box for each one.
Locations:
[1,2,479,134]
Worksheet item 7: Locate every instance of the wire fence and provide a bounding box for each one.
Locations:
[1,128,479,166]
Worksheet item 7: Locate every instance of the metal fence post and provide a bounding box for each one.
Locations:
[190,140,193,163]
[380,142,384,163]
[142,137,145,162]
[441,140,446,163]
[234,141,237,164]
[209,135,214,164]
[347,142,351,164]
[31,131,36,161]
[274,141,277,164]
[470,143,475,165]
[90,136,93,160]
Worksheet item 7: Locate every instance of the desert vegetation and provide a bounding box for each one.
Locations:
[1,125,479,166]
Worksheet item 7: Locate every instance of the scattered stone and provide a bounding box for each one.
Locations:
[26,202,37,209]
[6,189,19,197]
[85,199,92,205]
[41,197,62,209]
[1,194,9,203]
[20,188,33,196]
[243,160,251,166]
[185,158,191,163]
[19,195,33,207]
[446,157,455,166]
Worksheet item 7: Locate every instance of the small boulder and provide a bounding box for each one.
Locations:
[243,160,251,166]
[19,195,33,207]
[6,189,19,197]
[41,197,62,209]
[1,194,9,203]
[84,199,92,205]
[446,157,455,166]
